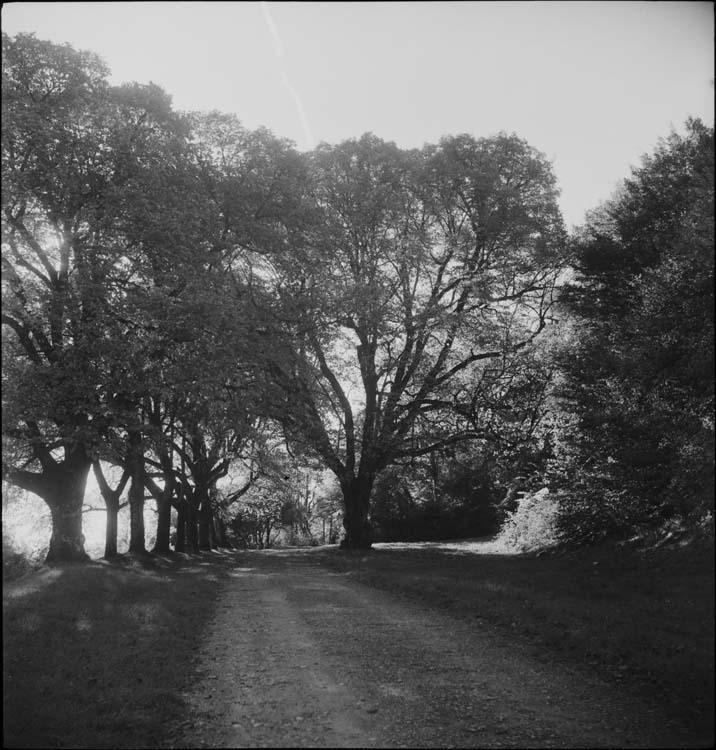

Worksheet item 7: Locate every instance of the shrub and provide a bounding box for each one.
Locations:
[495,487,560,552]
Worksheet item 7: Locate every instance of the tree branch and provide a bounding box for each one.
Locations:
[5,216,58,284]
[2,463,48,497]
[308,330,356,473]
[1,314,43,365]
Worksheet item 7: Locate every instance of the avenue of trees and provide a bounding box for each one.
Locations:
[2,33,713,562]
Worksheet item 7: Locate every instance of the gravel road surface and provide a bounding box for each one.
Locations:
[170,549,689,748]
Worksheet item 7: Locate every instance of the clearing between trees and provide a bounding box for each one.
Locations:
[3,538,713,749]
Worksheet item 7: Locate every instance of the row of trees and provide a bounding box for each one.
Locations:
[2,33,713,561]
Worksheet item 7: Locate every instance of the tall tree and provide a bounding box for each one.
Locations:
[2,33,116,561]
[556,118,714,539]
[256,132,566,547]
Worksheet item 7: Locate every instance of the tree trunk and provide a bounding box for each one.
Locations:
[4,454,94,563]
[214,516,231,549]
[92,462,129,559]
[198,515,212,550]
[340,474,374,549]
[153,493,172,555]
[128,473,145,554]
[150,437,176,556]
[174,501,187,553]
[197,484,213,551]
[104,496,119,558]
[127,432,146,554]
[46,501,87,562]
[186,496,200,553]
[149,471,174,556]
[30,447,93,564]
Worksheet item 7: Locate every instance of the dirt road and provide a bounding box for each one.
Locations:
[170,549,689,748]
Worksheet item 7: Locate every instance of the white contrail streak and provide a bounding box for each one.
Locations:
[260,1,315,149]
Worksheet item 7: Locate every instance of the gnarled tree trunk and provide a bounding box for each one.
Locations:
[45,455,92,562]
[5,444,94,564]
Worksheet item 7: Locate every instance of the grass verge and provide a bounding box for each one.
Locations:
[3,552,228,749]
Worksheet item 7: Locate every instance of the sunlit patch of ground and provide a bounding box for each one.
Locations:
[3,566,65,599]
[374,536,514,555]
[263,536,518,556]
[228,567,259,577]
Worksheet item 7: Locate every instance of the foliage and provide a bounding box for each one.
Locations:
[2,482,50,577]
[224,453,342,549]
[370,455,498,542]
[494,487,560,552]
[229,489,284,549]
[554,118,714,541]
[369,334,560,545]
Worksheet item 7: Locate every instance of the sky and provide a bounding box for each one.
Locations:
[2,1,714,229]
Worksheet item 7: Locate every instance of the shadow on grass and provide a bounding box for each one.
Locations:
[2,549,247,749]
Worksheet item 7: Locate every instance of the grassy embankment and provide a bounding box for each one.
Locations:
[3,537,714,748]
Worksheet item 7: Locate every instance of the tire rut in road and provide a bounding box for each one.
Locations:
[175,562,380,748]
